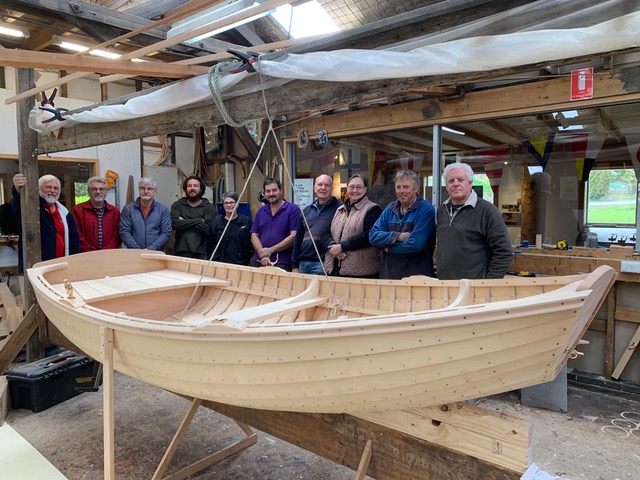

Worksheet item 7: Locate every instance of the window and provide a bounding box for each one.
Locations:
[586,168,636,224]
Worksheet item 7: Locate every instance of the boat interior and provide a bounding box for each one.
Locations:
[29,250,588,328]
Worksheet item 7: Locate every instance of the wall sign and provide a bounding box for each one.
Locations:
[570,67,594,101]
[293,178,314,207]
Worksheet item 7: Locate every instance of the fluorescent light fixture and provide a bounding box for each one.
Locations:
[442,126,465,135]
[168,0,254,38]
[184,10,274,44]
[52,35,122,59]
[0,21,29,38]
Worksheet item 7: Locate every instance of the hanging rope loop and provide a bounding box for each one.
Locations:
[208,62,250,128]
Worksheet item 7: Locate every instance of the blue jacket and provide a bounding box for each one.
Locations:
[292,196,340,268]
[11,187,80,272]
[369,194,436,279]
[120,198,172,251]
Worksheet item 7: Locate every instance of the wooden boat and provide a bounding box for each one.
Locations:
[27,249,615,414]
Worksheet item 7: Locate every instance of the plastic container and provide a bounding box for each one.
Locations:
[7,350,100,412]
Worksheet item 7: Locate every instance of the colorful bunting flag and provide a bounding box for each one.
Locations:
[523,134,555,170]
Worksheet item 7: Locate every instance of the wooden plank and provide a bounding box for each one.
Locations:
[203,400,521,480]
[354,439,372,480]
[37,61,640,154]
[609,244,634,257]
[16,68,43,360]
[0,283,22,335]
[0,375,8,426]
[606,287,616,378]
[5,0,229,104]
[357,403,530,473]
[615,307,640,324]
[100,326,115,480]
[611,324,640,379]
[0,49,209,78]
[101,35,329,84]
[0,305,36,375]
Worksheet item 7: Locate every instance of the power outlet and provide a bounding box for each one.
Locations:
[620,260,640,274]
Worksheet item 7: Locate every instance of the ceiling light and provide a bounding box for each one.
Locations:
[0,21,29,38]
[168,0,254,38]
[442,126,465,136]
[52,35,122,59]
[185,10,274,44]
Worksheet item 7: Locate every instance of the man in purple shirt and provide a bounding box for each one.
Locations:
[250,177,301,271]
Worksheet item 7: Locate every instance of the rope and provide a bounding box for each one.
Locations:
[207,62,251,128]
[178,60,340,323]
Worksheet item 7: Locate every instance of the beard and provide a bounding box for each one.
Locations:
[187,190,203,201]
[44,194,59,205]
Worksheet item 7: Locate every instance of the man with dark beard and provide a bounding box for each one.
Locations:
[72,176,121,252]
[11,173,80,272]
[170,175,216,259]
[250,177,300,271]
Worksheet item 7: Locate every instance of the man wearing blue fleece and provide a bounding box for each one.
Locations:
[369,169,436,279]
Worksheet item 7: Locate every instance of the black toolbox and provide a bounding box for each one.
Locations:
[7,350,101,412]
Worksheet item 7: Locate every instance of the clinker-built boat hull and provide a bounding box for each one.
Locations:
[27,250,615,413]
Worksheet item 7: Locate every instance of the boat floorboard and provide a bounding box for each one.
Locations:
[53,269,231,303]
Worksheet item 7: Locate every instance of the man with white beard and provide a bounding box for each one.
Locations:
[72,176,121,252]
[11,173,80,272]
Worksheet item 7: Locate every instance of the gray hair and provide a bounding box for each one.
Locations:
[394,169,419,189]
[38,174,60,189]
[348,174,368,188]
[138,177,157,189]
[443,162,474,182]
[221,191,239,202]
[87,176,107,188]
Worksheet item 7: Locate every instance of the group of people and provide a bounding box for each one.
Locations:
[11,162,514,281]
[10,173,217,270]
[206,164,513,281]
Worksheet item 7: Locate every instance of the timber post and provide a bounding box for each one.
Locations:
[15,67,44,361]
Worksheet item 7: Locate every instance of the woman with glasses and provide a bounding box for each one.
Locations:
[323,174,382,278]
[205,191,253,265]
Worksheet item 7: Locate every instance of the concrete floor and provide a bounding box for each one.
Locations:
[3,372,640,480]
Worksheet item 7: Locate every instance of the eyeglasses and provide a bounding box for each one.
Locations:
[139,187,156,191]
[315,183,331,188]
[347,185,365,191]
[223,201,237,205]
[89,187,107,192]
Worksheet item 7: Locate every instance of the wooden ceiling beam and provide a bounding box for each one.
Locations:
[3,0,233,104]
[35,55,640,154]
[0,0,168,39]
[588,108,625,143]
[99,34,329,84]
[0,48,208,77]
[485,120,529,142]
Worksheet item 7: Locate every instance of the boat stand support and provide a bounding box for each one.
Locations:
[199,399,530,480]
[151,398,257,480]
[99,326,115,480]
[97,325,257,480]
[353,438,372,480]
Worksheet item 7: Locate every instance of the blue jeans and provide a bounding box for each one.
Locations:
[298,261,325,275]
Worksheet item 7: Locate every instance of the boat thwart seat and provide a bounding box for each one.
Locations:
[191,276,327,330]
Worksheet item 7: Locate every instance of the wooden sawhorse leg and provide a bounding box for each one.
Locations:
[152,397,257,480]
[353,438,372,480]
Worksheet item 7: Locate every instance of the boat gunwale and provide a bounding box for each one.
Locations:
[29,268,590,340]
